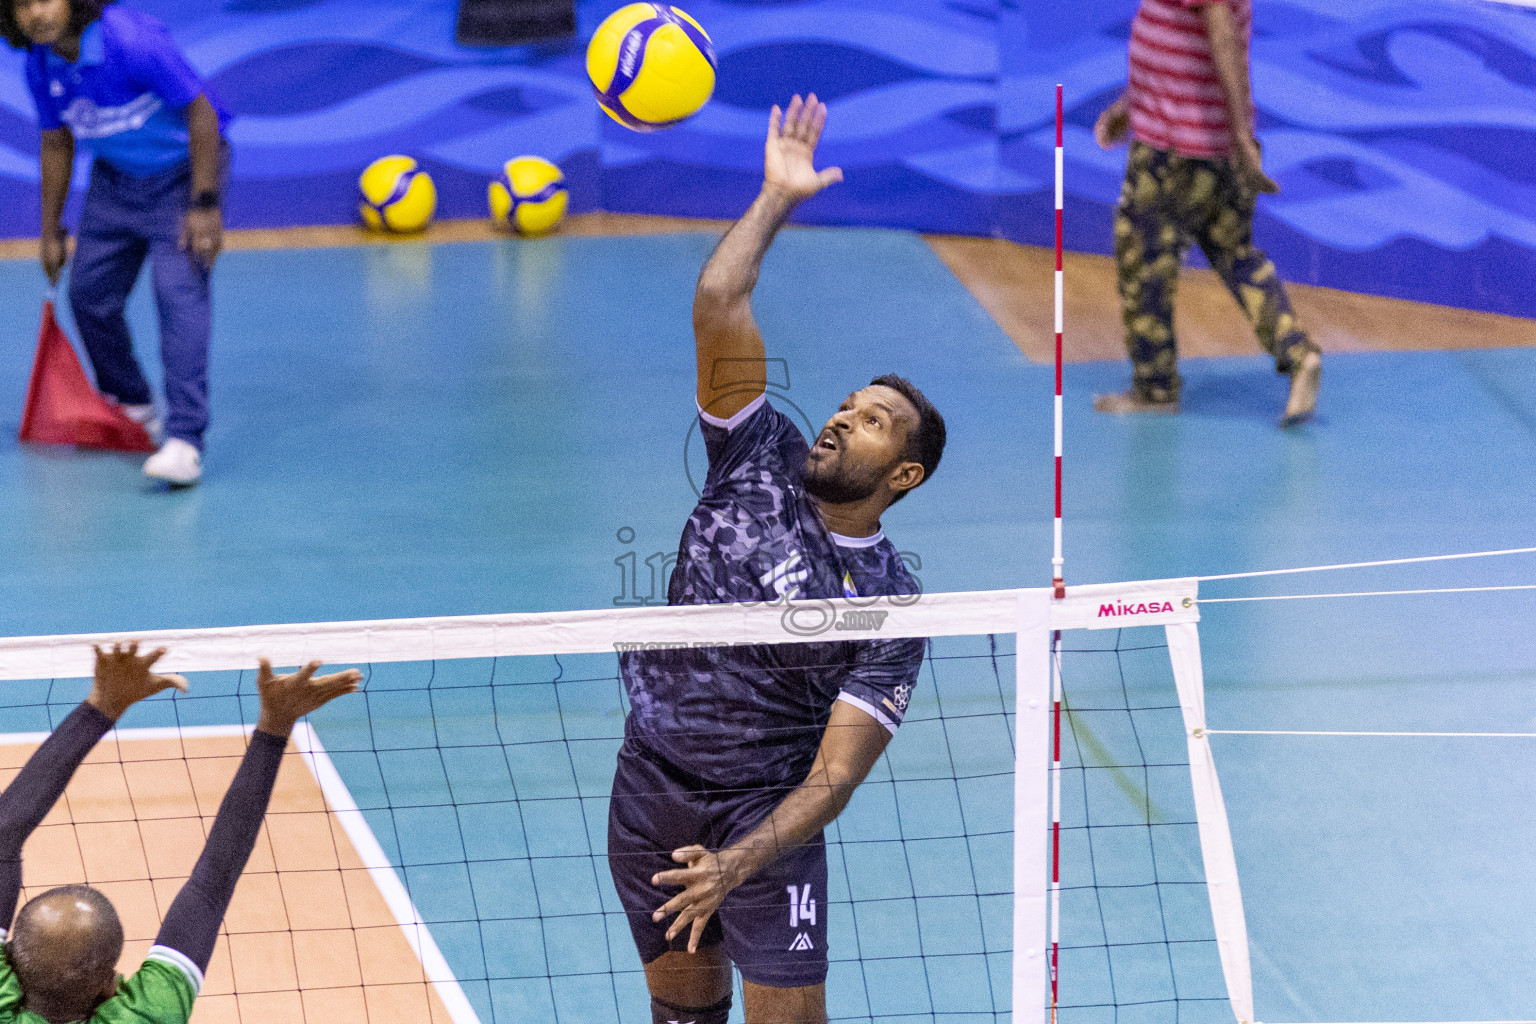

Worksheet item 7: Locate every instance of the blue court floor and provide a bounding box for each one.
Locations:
[1,229,1534,1022]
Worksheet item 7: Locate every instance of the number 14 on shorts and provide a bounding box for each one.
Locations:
[787,882,817,950]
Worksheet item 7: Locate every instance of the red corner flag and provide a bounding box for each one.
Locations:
[19,298,155,453]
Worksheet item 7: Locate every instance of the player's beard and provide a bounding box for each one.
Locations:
[801,449,884,505]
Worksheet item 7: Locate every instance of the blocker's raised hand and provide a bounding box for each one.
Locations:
[88,642,189,721]
[255,659,362,737]
[764,93,843,202]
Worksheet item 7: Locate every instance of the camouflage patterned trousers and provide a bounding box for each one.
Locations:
[1115,141,1317,402]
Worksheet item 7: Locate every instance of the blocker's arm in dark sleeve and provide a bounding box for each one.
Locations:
[649,699,890,952]
[155,659,359,972]
[693,93,842,421]
[0,644,187,932]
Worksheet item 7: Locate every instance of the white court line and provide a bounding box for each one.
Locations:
[291,722,482,1024]
[0,723,251,746]
[0,723,482,1024]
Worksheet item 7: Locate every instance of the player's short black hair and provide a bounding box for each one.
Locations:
[2,0,115,51]
[8,885,124,1019]
[870,374,945,503]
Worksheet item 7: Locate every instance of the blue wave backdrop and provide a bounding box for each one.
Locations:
[0,0,1531,316]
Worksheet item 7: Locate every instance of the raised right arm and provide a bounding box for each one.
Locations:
[693,94,842,420]
[0,644,185,933]
[0,705,111,934]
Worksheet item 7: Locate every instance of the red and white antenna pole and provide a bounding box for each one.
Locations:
[1052,83,1065,600]
[1049,82,1065,1024]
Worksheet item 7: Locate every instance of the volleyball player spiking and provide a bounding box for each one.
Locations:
[609,94,948,1024]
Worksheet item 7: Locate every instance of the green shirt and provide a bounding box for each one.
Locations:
[0,946,199,1024]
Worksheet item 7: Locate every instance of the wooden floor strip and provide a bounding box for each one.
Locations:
[1,216,1527,357]
[924,234,1536,362]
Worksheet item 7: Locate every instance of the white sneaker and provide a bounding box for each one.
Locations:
[143,438,201,486]
[120,403,164,444]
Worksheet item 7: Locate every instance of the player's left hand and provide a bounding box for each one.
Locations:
[180,207,223,270]
[651,844,743,953]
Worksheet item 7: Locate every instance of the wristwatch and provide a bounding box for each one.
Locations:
[192,189,221,211]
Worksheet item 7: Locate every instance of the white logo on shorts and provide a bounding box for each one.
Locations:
[786,883,816,928]
[788,932,814,952]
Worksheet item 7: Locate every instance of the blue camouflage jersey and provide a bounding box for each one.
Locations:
[620,395,925,789]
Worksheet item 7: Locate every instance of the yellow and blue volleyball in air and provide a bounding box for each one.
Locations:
[489,156,569,236]
[587,2,716,131]
[358,155,436,233]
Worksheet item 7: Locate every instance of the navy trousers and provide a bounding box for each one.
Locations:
[69,157,214,449]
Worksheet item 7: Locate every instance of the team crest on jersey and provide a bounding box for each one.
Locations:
[891,683,911,711]
[60,93,163,139]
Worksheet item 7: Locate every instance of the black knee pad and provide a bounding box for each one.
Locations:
[651,993,731,1024]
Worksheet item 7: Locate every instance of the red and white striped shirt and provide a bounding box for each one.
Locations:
[1127,0,1251,159]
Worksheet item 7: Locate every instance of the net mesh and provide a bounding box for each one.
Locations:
[1053,627,1227,1024]
[0,629,1021,1024]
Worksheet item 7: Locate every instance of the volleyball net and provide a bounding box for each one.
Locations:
[0,589,1037,1024]
[1,572,1534,1023]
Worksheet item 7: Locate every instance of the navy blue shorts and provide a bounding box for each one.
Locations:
[607,741,829,988]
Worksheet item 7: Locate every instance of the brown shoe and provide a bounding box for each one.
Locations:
[1280,349,1321,428]
[1093,390,1180,415]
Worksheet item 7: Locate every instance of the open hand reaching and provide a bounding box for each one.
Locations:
[764,94,843,202]
[254,659,362,738]
[87,642,189,721]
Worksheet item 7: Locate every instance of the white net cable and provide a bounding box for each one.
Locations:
[1194,546,1536,583]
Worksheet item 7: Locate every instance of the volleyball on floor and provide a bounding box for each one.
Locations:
[358,155,436,233]
[489,157,569,236]
[587,2,716,131]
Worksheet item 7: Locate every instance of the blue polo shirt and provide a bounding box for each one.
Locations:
[24,7,228,176]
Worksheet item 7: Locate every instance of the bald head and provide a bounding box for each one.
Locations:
[9,885,122,1022]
